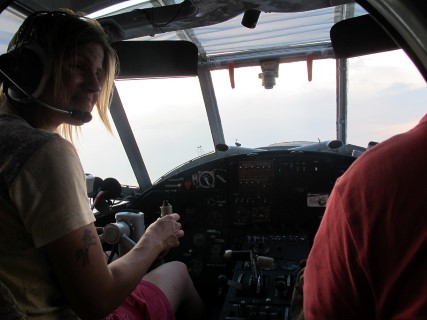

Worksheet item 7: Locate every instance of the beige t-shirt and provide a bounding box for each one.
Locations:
[0,135,95,319]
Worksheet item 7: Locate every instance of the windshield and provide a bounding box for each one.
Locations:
[75,49,426,186]
[347,51,426,144]
[214,60,337,147]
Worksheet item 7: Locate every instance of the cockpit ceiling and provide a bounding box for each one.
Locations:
[137,5,367,65]
[8,0,366,65]
[11,0,356,18]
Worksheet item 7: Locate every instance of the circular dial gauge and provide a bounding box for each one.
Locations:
[198,171,215,188]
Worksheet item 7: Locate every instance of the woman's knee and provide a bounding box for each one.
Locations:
[147,261,190,282]
[143,261,193,306]
[161,261,194,292]
[166,260,188,273]
[144,261,205,319]
[168,261,191,280]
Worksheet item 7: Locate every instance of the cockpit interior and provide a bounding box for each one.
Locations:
[1,0,426,319]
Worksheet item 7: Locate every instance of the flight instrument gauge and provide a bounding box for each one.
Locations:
[198,171,215,188]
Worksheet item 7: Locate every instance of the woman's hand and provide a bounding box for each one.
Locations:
[139,213,184,253]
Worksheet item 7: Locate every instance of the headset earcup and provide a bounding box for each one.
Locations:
[2,43,49,101]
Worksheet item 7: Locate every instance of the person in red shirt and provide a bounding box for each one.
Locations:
[304,115,427,319]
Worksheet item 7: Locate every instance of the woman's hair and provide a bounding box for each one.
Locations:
[2,9,118,140]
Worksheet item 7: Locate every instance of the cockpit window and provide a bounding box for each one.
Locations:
[213,60,337,148]
[0,8,24,53]
[114,77,214,183]
[347,50,426,147]
[76,77,212,185]
[213,50,427,151]
[75,48,427,187]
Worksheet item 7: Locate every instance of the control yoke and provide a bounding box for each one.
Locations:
[99,211,145,256]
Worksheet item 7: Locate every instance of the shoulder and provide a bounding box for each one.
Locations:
[338,115,427,193]
[21,135,83,186]
[0,114,65,200]
[9,134,93,247]
[0,113,63,166]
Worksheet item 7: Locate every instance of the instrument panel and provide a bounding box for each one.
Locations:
[97,150,355,319]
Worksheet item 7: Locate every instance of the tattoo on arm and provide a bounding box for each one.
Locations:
[76,229,96,266]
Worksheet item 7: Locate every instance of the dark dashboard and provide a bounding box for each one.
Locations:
[95,150,355,319]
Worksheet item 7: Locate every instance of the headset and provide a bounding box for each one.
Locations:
[0,11,92,123]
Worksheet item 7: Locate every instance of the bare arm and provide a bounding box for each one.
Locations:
[42,213,183,319]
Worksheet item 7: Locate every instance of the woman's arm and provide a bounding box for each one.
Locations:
[43,214,183,319]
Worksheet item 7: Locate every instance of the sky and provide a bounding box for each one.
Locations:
[74,49,427,186]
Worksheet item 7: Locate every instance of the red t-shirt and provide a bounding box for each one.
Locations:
[304,115,427,319]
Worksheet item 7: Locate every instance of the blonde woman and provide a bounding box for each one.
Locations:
[0,10,204,320]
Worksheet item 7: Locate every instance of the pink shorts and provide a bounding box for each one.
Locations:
[103,280,175,320]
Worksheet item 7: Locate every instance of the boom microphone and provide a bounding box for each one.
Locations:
[0,65,92,123]
[32,97,93,123]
